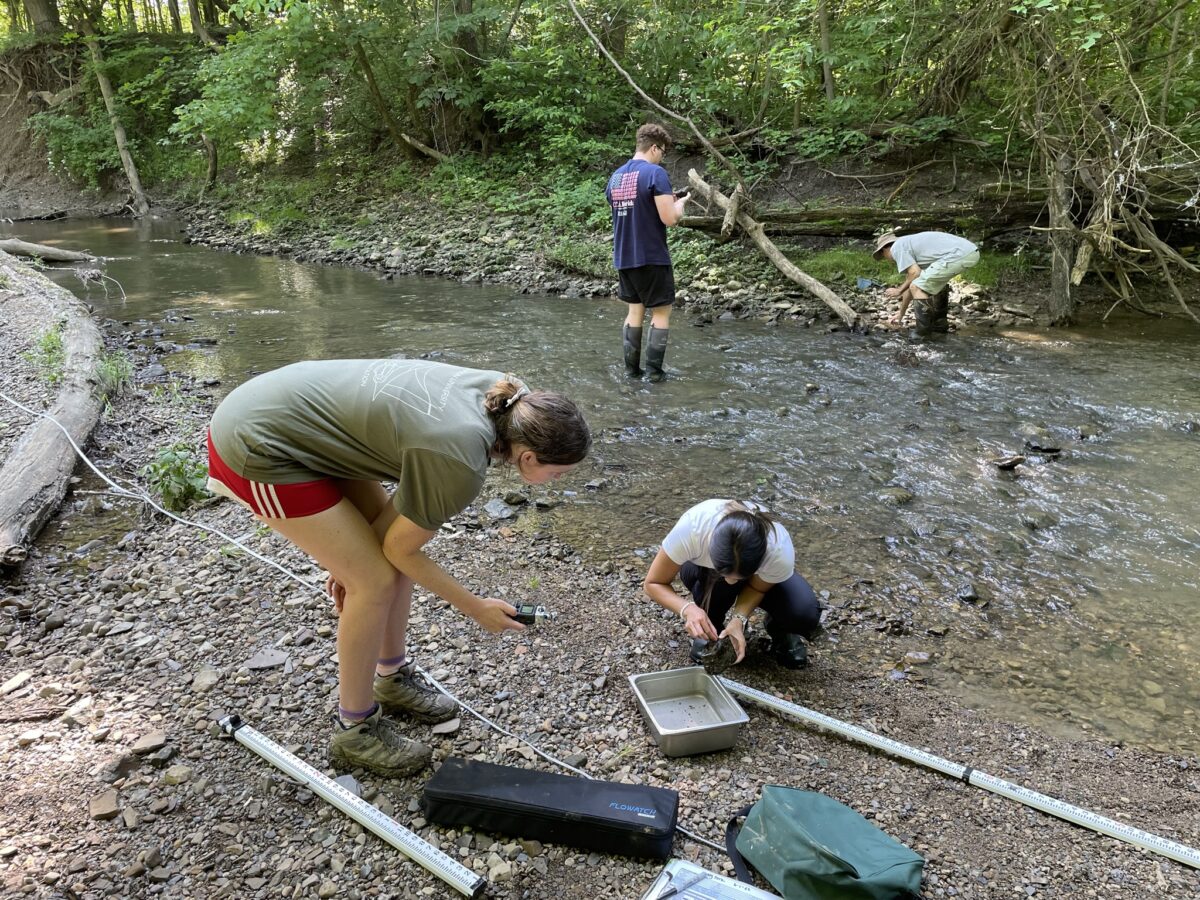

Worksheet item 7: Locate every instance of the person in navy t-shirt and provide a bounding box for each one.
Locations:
[605,123,691,382]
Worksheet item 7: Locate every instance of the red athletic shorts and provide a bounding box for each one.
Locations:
[206,430,342,519]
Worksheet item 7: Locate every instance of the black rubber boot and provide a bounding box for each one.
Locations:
[622,324,644,378]
[765,620,809,670]
[914,288,951,338]
[913,296,935,337]
[932,286,951,333]
[645,326,670,383]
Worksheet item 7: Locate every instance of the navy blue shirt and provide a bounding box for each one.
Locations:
[606,159,673,269]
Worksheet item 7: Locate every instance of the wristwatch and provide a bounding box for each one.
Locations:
[730,612,752,634]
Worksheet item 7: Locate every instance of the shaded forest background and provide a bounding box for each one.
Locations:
[2,0,1199,323]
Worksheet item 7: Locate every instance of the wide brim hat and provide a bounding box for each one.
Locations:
[872,232,898,259]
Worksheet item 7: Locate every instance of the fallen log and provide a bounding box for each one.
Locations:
[0,252,104,567]
[687,169,862,329]
[680,200,1049,239]
[0,239,95,262]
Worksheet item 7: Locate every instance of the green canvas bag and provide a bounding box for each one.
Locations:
[725,786,924,900]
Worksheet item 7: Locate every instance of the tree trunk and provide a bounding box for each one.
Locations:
[817,0,835,102]
[0,254,104,567]
[125,0,136,30]
[687,170,861,328]
[0,239,94,261]
[1158,6,1183,124]
[6,0,28,31]
[678,197,1049,238]
[167,0,182,32]
[1046,154,1075,325]
[23,0,60,33]
[81,24,151,218]
[352,40,448,162]
[186,0,216,44]
[201,133,217,184]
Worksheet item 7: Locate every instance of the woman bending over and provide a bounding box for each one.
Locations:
[207,359,590,776]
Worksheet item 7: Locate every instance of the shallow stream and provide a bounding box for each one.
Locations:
[6,216,1199,755]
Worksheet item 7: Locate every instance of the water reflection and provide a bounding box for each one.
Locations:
[4,216,1199,754]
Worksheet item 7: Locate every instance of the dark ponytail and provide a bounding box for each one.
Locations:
[485,376,591,465]
[709,501,776,579]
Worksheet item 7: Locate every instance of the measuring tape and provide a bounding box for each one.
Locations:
[719,678,1200,870]
[219,715,487,898]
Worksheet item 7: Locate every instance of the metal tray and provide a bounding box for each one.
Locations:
[629,667,749,757]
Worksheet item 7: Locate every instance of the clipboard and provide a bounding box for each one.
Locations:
[639,859,779,899]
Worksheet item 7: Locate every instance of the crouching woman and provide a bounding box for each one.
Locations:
[643,500,821,669]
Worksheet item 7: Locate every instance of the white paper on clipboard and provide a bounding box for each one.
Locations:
[639,859,780,899]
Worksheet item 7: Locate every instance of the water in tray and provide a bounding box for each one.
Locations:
[648,693,722,730]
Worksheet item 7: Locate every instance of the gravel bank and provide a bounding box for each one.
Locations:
[1,328,1198,900]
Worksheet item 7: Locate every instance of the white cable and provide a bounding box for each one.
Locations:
[0,389,726,854]
[0,389,326,593]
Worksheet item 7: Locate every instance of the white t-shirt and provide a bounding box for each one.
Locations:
[661,499,795,584]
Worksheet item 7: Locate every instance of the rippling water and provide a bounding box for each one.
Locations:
[6,216,1199,754]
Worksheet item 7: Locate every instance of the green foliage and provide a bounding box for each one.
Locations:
[141,442,210,512]
[96,351,133,396]
[23,326,66,384]
[28,105,123,189]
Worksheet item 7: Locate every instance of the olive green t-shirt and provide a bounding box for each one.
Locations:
[210,359,504,531]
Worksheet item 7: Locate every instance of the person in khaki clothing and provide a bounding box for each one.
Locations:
[207,359,590,776]
[874,231,980,335]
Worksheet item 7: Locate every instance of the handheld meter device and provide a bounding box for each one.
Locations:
[511,602,552,626]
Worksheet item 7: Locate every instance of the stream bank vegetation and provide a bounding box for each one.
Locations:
[2,0,1198,324]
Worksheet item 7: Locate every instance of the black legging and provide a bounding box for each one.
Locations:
[679,562,822,638]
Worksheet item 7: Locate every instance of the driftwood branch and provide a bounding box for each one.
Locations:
[719,184,743,243]
[0,239,94,262]
[687,170,861,329]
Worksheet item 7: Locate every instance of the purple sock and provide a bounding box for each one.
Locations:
[377,654,408,668]
[338,702,378,722]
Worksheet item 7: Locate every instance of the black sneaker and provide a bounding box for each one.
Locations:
[768,632,809,670]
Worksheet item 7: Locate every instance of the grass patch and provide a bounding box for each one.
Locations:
[544,238,611,278]
[23,325,66,384]
[97,351,133,397]
[967,250,1030,288]
[786,247,898,286]
[329,236,357,251]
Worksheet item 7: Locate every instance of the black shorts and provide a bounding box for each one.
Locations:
[617,265,675,308]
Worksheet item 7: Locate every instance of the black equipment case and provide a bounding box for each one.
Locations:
[421,757,678,860]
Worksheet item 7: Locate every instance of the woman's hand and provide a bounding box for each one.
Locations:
[470,597,526,634]
[683,605,720,641]
[326,573,347,614]
[719,619,748,663]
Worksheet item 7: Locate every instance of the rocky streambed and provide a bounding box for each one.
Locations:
[179,197,1043,332]
[1,312,1199,898]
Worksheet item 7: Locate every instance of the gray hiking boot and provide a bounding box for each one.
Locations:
[374,661,457,724]
[328,706,432,777]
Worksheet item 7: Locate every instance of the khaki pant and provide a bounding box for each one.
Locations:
[913,249,980,295]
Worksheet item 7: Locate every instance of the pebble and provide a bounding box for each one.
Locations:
[88,791,120,821]
[161,765,193,785]
[192,665,221,692]
[131,729,168,755]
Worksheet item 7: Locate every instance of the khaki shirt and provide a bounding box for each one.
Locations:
[210,359,504,530]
